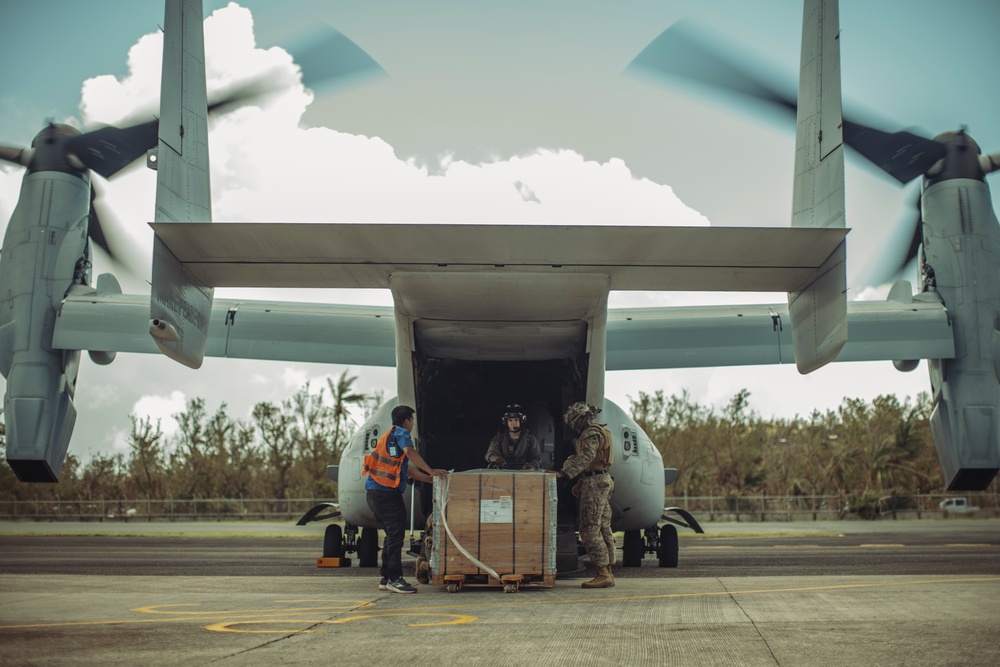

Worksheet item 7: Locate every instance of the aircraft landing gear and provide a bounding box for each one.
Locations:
[622,529,644,567]
[657,524,679,568]
[622,524,680,567]
[323,524,344,558]
[358,526,380,567]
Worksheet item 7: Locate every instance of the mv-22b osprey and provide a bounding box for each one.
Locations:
[1,0,997,570]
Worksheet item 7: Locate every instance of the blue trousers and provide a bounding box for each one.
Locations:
[366,488,406,580]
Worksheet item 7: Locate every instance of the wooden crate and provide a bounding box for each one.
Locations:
[431,471,557,587]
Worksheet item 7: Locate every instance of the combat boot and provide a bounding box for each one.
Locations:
[415,555,430,584]
[581,566,614,588]
[606,565,615,586]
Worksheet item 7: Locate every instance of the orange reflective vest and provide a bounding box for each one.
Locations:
[363,427,406,489]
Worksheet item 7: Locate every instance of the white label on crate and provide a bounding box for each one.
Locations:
[480,497,513,523]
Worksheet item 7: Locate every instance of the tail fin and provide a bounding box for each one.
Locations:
[786,0,848,373]
[149,0,214,368]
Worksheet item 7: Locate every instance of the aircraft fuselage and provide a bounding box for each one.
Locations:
[336,394,666,535]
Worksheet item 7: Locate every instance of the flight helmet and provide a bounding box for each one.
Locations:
[502,404,527,429]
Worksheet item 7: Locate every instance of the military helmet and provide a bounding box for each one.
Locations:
[502,404,527,425]
[563,402,600,429]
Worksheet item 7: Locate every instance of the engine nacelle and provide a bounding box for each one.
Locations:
[4,354,79,482]
[921,176,1000,490]
[1,170,90,482]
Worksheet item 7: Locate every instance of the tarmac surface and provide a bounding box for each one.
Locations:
[1,519,999,666]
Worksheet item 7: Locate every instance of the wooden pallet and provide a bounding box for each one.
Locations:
[430,471,558,592]
[436,572,557,593]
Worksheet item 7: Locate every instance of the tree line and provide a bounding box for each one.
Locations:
[0,371,378,503]
[630,388,962,515]
[0,375,987,511]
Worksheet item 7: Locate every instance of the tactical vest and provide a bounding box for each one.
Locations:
[498,431,533,463]
[581,423,613,472]
[363,428,405,488]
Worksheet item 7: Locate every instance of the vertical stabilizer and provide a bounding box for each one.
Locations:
[149,0,214,368]
[787,0,848,374]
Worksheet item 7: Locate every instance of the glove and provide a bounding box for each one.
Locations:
[489,456,505,469]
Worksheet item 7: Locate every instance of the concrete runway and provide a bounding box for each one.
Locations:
[1,520,998,666]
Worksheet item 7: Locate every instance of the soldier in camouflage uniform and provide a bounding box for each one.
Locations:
[552,402,616,588]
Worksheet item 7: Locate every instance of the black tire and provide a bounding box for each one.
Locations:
[323,524,344,558]
[657,524,679,568]
[622,529,643,567]
[358,526,379,567]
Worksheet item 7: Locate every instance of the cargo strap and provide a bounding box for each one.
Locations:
[434,476,502,582]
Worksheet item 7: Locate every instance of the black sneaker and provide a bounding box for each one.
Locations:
[386,578,417,594]
[378,577,388,590]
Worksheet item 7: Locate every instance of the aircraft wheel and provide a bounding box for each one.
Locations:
[358,527,379,567]
[622,530,643,567]
[323,524,344,558]
[657,524,679,568]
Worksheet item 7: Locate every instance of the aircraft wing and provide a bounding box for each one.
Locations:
[53,292,953,370]
[53,293,395,367]
[605,299,954,370]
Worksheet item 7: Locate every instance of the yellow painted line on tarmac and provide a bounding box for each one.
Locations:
[205,613,478,633]
[2,577,999,632]
[859,543,906,548]
[131,600,374,616]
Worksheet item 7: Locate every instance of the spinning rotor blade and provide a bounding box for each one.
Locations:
[65,119,159,179]
[864,192,923,287]
[87,185,112,259]
[627,22,796,116]
[65,24,386,176]
[842,121,945,184]
[287,24,387,92]
[88,182,146,281]
[207,24,386,116]
[627,22,945,184]
[1,144,30,167]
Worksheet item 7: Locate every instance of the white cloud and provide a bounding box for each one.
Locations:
[130,390,188,441]
[280,366,310,391]
[0,165,20,223]
[75,3,706,241]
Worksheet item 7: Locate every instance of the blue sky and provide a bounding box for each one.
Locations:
[1,0,998,459]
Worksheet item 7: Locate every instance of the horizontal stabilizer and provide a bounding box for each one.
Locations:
[150,223,848,293]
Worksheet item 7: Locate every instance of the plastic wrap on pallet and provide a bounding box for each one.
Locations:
[431,470,558,581]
